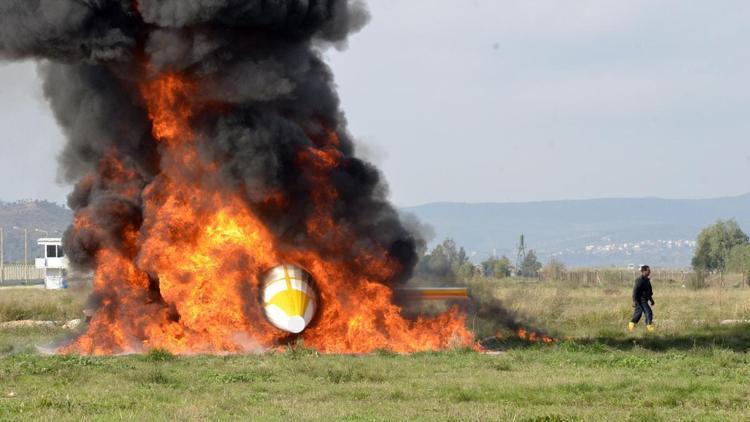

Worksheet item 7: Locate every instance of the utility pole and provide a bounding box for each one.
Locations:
[24,228,28,284]
[0,227,4,286]
[13,227,28,285]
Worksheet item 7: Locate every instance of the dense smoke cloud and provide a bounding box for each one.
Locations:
[0,1,368,61]
[0,1,134,61]
[0,0,418,283]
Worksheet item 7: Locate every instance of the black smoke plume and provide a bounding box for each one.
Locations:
[0,0,418,282]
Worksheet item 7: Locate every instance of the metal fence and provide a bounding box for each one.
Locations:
[0,264,45,283]
[539,268,691,285]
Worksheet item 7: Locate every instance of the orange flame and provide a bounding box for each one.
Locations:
[62,72,474,355]
[513,328,556,345]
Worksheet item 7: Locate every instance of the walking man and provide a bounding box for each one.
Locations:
[629,265,655,332]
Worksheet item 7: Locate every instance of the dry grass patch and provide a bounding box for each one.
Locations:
[0,288,87,322]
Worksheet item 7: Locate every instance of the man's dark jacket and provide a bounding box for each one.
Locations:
[632,276,653,304]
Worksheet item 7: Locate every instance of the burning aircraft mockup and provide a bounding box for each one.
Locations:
[0,1,473,354]
[262,264,317,334]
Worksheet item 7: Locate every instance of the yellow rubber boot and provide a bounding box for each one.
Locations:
[628,322,636,332]
[646,324,655,332]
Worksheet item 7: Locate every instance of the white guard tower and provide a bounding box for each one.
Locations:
[35,238,69,289]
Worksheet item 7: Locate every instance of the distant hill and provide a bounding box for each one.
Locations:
[403,194,750,268]
[0,200,72,262]
[4,195,750,268]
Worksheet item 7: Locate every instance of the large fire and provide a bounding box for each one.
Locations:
[0,0,475,355]
[61,73,474,355]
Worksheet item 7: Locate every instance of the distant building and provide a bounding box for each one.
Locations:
[34,238,68,289]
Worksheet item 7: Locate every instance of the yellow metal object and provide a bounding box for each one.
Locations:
[628,322,636,332]
[262,264,317,334]
[398,287,469,300]
[268,289,310,317]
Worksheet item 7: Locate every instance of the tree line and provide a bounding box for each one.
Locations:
[416,238,549,279]
[416,219,750,285]
[692,219,750,284]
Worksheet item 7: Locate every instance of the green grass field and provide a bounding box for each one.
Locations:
[1,279,749,421]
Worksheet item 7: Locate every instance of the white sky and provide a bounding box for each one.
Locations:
[2,0,750,206]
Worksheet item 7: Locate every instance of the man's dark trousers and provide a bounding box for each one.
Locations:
[631,302,653,325]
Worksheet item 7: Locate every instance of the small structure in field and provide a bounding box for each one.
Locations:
[34,238,68,289]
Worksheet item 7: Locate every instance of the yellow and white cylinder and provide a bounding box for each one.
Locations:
[261,264,317,334]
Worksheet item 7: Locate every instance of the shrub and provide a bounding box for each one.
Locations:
[145,348,176,362]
